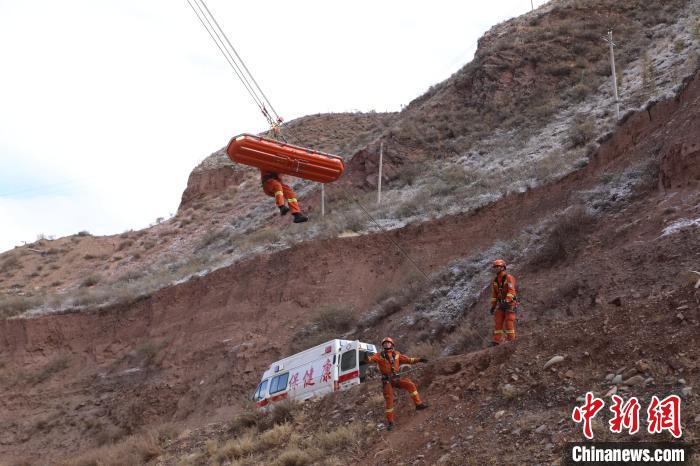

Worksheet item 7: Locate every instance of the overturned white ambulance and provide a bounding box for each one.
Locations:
[253,339,377,408]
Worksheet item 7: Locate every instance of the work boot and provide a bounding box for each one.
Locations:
[386,422,394,431]
[293,212,308,223]
[416,402,429,411]
[278,205,290,216]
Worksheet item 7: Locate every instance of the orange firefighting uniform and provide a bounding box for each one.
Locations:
[366,350,424,423]
[491,271,517,343]
[260,170,301,214]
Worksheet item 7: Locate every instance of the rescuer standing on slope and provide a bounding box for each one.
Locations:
[260,124,309,223]
[366,337,429,431]
[490,259,518,345]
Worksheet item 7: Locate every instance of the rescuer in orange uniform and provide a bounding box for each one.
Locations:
[260,170,308,223]
[366,337,429,431]
[261,124,309,223]
[490,259,518,345]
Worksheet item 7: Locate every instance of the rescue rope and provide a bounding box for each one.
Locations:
[186,0,282,128]
[336,185,430,282]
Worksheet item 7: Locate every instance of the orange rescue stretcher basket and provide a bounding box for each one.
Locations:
[226,134,345,183]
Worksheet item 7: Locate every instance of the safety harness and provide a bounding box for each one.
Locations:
[381,350,402,384]
[494,273,518,312]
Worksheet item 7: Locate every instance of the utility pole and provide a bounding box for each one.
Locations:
[377,141,384,205]
[603,30,620,120]
[321,183,325,217]
[531,0,534,11]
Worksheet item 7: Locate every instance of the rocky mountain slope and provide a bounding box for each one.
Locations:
[1,0,699,464]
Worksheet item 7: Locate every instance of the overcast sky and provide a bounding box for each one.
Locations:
[0,0,548,253]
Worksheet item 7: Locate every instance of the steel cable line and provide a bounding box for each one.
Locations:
[335,185,430,282]
[186,0,267,121]
[196,0,282,124]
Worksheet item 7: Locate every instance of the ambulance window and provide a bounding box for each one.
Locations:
[269,372,289,394]
[340,350,357,371]
[254,379,269,401]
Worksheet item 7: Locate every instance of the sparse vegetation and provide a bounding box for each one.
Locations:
[0,294,41,318]
[568,114,596,148]
[1,355,70,388]
[0,255,20,273]
[116,239,134,251]
[291,305,356,353]
[80,273,103,288]
[528,206,596,267]
[673,39,687,54]
[642,52,657,96]
[61,430,166,466]
[193,401,371,466]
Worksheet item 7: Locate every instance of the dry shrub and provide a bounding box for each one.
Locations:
[568,114,596,148]
[214,431,257,461]
[529,206,596,267]
[445,322,484,355]
[273,448,312,466]
[69,288,111,308]
[260,423,293,448]
[197,228,230,251]
[122,340,169,368]
[61,431,162,466]
[359,297,402,327]
[116,240,134,251]
[256,399,297,432]
[395,194,423,218]
[312,422,368,452]
[290,306,355,353]
[395,162,424,186]
[0,255,20,273]
[0,294,41,318]
[241,228,280,250]
[229,409,260,434]
[80,273,103,288]
[405,341,441,361]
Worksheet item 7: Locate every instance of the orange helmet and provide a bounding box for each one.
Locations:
[381,337,395,349]
[493,259,507,268]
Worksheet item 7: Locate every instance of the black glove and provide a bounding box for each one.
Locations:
[419,357,428,363]
[489,307,495,315]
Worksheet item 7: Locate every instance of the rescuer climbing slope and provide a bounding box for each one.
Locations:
[365,337,429,431]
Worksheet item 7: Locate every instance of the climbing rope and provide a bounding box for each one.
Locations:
[336,185,430,282]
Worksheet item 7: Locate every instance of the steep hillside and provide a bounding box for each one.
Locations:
[1,66,698,464]
[1,0,699,464]
[0,0,697,319]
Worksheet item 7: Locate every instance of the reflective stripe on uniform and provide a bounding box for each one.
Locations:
[506,293,515,299]
[494,330,504,334]
[410,391,418,397]
[287,198,297,203]
[505,330,515,334]
[274,191,284,196]
[385,408,394,413]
